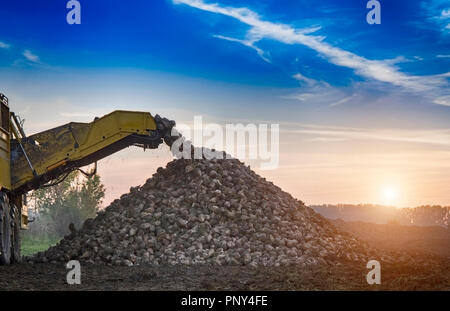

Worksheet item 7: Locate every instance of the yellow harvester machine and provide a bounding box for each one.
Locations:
[0,92,178,264]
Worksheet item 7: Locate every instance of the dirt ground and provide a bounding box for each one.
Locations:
[332,220,450,257]
[3,220,449,291]
[1,256,449,291]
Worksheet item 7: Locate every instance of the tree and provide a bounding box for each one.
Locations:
[78,174,105,219]
[29,170,105,238]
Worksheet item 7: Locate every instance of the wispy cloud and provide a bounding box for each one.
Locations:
[0,41,10,49]
[292,73,319,87]
[22,50,40,63]
[213,34,271,63]
[174,0,449,100]
[286,72,357,107]
[282,85,348,105]
[434,7,450,34]
[291,72,356,107]
[421,0,450,35]
[284,123,450,147]
[329,94,356,107]
[433,95,450,106]
[308,137,348,142]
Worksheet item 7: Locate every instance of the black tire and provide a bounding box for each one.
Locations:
[10,204,21,264]
[0,193,11,265]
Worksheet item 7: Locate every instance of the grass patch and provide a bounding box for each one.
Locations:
[20,235,60,257]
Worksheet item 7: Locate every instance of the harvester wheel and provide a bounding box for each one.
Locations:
[0,193,11,265]
[10,204,21,263]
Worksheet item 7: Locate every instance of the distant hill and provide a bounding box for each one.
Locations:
[310,204,449,228]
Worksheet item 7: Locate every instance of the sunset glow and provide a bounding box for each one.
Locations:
[381,186,399,206]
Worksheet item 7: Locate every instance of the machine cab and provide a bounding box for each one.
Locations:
[0,93,10,190]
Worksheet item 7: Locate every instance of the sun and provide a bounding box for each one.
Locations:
[381,186,399,205]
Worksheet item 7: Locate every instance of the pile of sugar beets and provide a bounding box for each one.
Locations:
[31,148,409,266]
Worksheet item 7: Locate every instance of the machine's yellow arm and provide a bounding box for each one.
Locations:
[0,92,181,264]
[10,110,177,195]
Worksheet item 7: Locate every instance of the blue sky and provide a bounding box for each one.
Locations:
[0,0,449,125]
[0,0,449,206]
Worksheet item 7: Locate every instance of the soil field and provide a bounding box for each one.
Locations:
[1,256,449,291]
[3,218,449,291]
[331,220,450,257]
